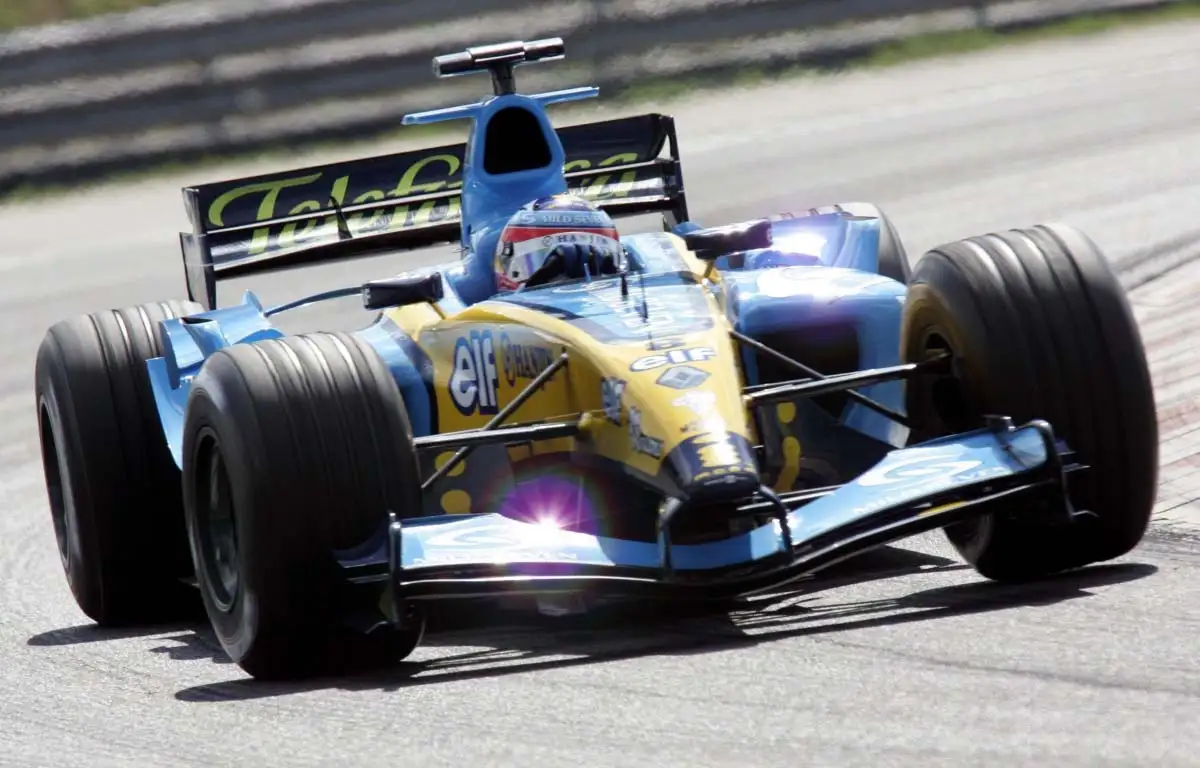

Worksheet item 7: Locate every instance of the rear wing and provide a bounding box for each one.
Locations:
[179,113,688,309]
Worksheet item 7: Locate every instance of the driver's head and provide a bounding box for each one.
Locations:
[494,194,623,291]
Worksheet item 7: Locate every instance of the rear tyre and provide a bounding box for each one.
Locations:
[35,299,204,625]
[901,223,1158,580]
[182,332,426,680]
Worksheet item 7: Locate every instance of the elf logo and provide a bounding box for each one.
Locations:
[629,346,717,372]
[449,330,499,415]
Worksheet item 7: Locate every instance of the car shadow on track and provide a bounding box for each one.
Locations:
[23,544,952,659]
[26,617,238,666]
[154,547,1156,703]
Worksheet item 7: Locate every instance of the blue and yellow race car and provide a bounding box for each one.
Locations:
[34,38,1158,680]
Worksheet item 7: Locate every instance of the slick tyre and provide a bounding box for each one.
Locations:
[901,223,1158,581]
[182,332,426,680]
[35,299,204,625]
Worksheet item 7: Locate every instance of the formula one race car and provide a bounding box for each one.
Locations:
[35,37,1158,680]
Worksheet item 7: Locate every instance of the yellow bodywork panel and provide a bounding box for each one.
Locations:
[383,234,802,510]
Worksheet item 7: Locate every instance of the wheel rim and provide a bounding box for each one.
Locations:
[919,329,974,434]
[194,433,240,612]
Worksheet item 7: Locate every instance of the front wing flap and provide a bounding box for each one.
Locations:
[340,419,1076,605]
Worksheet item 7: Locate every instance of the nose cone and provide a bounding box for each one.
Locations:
[665,427,761,501]
[618,351,762,502]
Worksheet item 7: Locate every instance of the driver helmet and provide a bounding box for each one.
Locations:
[494,194,622,291]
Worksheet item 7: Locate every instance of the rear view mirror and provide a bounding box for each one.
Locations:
[684,218,772,261]
[362,274,444,310]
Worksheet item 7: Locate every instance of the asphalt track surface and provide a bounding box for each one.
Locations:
[2,20,1200,768]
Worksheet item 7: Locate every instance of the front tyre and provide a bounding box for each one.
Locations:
[182,332,426,680]
[901,223,1158,580]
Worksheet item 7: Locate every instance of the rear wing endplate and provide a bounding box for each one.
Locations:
[179,113,688,309]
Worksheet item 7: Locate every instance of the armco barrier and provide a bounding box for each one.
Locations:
[0,0,1180,193]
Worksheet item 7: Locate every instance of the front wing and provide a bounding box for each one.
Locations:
[338,418,1079,610]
